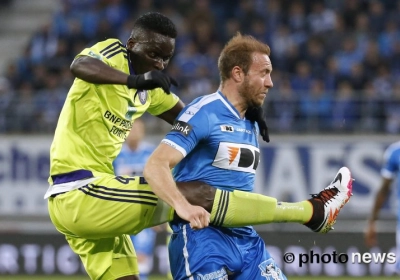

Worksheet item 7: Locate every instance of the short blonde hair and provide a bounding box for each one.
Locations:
[218,32,271,82]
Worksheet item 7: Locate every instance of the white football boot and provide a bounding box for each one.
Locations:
[304,167,353,233]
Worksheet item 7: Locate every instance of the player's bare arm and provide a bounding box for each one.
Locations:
[70,56,129,85]
[365,177,392,247]
[156,100,185,125]
[71,55,178,93]
[143,143,210,229]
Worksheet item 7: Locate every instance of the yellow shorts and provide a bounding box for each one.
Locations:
[48,175,159,280]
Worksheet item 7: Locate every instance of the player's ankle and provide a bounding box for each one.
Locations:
[303,198,324,231]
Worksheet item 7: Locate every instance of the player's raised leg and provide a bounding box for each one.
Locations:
[146,167,353,234]
[174,167,353,233]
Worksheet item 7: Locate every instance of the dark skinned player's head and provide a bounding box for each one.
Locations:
[126,12,177,75]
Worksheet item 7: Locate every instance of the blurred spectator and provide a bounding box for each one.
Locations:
[391,42,400,77]
[323,14,347,56]
[264,0,282,36]
[287,1,307,42]
[248,16,270,43]
[359,81,385,133]
[331,81,360,132]
[342,0,363,29]
[385,82,400,134]
[353,13,371,55]
[290,61,313,93]
[234,0,262,33]
[35,73,67,133]
[268,78,297,133]
[173,41,204,80]
[372,64,394,99]
[28,23,59,65]
[8,82,38,133]
[334,36,364,77]
[271,24,296,66]
[323,56,340,91]
[347,63,368,91]
[64,19,90,52]
[307,2,336,35]
[185,65,216,104]
[363,40,386,79]
[378,20,400,58]
[304,38,327,78]
[222,17,241,44]
[367,0,386,34]
[298,79,332,132]
[0,77,12,132]
[103,0,128,29]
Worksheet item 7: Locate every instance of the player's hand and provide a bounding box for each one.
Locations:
[364,222,377,247]
[175,204,210,229]
[127,71,178,94]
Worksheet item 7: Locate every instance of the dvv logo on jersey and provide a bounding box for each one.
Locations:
[212,142,260,173]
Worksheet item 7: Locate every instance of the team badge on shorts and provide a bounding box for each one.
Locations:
[258,259,283,280]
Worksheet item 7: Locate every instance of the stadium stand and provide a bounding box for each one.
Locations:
[1,0,400,135]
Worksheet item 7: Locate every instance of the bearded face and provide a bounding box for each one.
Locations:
[238,52,273,109]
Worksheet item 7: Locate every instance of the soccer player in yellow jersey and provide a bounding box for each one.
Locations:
[45,12,210,280]
[45,12,353,280]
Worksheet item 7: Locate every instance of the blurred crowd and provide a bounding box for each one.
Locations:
[1,0,400,134]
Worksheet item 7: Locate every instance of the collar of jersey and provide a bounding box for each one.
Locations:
[217,90,242,119]
[126,46,135,75]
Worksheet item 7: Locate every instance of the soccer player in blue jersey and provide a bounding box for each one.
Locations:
[365,141,400,273]
[144,33,353,279]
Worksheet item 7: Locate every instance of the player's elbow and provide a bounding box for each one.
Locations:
[142,162,154,183]
[70,56,92,78]
[70,57,83,77]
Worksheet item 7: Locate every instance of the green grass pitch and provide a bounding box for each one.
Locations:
[0,276,398,280]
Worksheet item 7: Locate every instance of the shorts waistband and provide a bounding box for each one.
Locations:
[51,169,94,184]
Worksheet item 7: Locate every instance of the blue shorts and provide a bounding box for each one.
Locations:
[168,224,287,280]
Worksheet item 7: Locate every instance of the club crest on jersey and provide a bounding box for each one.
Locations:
[171,120,192,136]
[212,142,260,173]
[220,125,234,132]
[137,90,148,105]
[258,259,283,280]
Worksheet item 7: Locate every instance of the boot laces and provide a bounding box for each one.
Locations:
[311,187,339,204]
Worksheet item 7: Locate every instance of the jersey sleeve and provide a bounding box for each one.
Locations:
[147,88,179,116]
[381,144,400,179]
[75,39,127,72]
[162,104,210,157]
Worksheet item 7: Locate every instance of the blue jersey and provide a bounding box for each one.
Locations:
[381,141,400,221]
[163,91,260,192]
[164,91,286,280]
[113,142,155,176]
